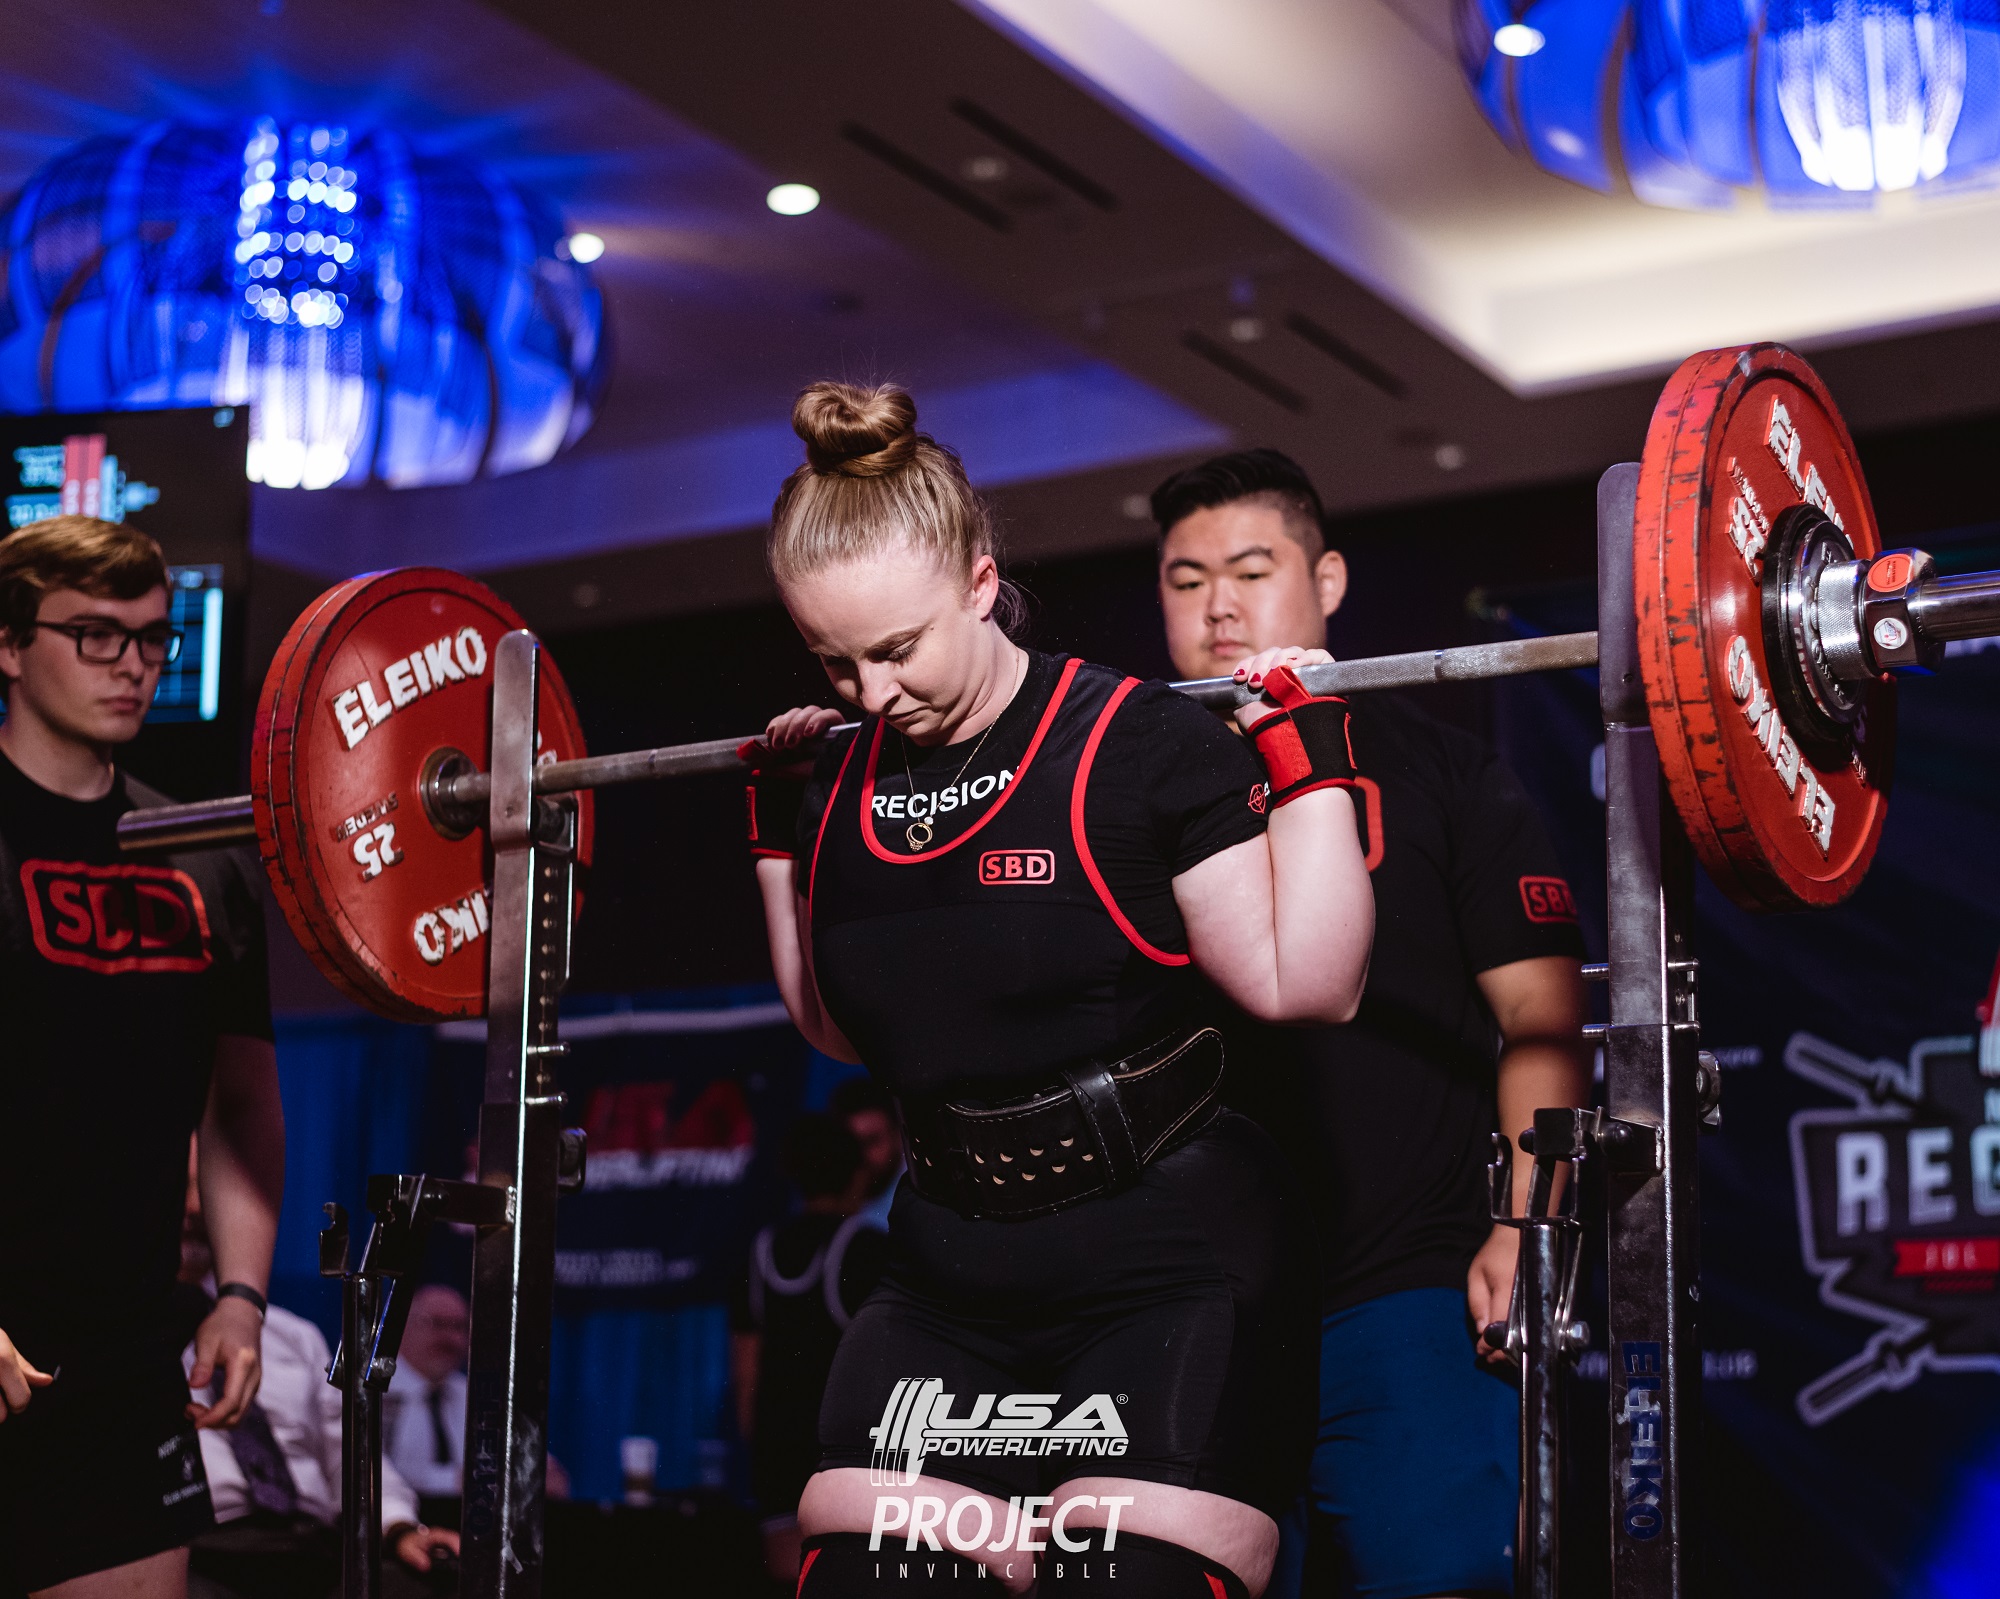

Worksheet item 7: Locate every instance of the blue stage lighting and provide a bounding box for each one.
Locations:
[0,118,609,488]
[1454,0,2000,205]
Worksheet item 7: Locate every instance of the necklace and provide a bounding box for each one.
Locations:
[900,717,995,851]
[897,654,1023,852]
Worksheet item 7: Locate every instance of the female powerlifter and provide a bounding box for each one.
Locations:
[745,381,1374,1598]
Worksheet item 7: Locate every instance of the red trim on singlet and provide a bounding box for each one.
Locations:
[855,657,1083,864]
[1071,676,1193,968]
[806,730,863,924]
[796,1547,820,1594]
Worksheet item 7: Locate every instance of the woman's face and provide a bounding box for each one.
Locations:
[782,541,1000,742]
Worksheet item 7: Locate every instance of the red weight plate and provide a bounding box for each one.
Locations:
[1635,344,1891,912]
[252,569,593,1020]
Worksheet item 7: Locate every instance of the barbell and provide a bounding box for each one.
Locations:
[118,343,2000,1020]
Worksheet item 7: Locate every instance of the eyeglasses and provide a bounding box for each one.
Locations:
[36,620,185,667]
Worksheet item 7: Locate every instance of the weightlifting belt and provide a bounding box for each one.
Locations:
[898,1026,1226,1220]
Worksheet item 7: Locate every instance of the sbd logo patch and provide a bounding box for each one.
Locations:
[21,860,213,974]
[1519,875,1579,924]
[979,849,1055,885]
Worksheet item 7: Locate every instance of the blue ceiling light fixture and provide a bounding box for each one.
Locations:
[1454,0,2000,207]
[0,117,609,488]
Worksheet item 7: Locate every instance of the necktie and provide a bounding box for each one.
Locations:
[427,1382,453,1465]
[229,1401,302,1517]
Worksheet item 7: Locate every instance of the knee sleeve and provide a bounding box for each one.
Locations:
[797,1532,1001,1596]
[1042,1529,1252,1598]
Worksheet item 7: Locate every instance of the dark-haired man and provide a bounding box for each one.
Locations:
[0,516,282,1599]
[1151,453,1588,1599]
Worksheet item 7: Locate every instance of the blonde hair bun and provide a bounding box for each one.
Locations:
[793,381,919,479]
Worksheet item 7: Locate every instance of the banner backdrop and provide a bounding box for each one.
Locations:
[427,989,810,1315]
[1490,587,2000,1598]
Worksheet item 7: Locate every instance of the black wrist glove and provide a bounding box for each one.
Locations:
[739,741,807,860]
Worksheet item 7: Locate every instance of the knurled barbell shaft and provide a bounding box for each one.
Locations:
[516,629,1606,795]
[115,629,1602,853]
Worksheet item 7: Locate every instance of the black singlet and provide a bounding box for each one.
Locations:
[791,654,1318,1523]
[804,654,1261,1103]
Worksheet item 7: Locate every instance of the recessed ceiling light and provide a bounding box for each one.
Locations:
[767,183,821,216]
[565,232,605,264]
[1493,23,1546,57]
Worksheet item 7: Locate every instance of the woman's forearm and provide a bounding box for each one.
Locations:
[1264,785,1372,1022]
[755,861,860,1061]
[1177,790,1373,1024]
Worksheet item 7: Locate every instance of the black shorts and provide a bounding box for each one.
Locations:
[0,1336,213,1590]
[818,1112,1317,1518]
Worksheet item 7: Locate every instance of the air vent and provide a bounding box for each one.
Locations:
[1182,332,1308,414]
[841,123,1012,232]
[1283,313,1406,399]
[949,100,1119,212]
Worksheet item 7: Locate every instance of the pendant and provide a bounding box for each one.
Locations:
[906,819,935,852]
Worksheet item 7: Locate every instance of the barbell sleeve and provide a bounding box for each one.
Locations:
[115,794,258,851]
[1910,568,2000,642]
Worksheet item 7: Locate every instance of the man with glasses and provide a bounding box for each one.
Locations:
[0,516,281,1599]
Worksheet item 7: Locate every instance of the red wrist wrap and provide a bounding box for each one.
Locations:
[1247,665,1358,808]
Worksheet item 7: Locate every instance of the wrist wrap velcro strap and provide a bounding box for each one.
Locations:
[738,741,806,860]
[1247,664,1357,808]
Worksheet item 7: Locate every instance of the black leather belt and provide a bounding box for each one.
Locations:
[898,1026,1225,1220]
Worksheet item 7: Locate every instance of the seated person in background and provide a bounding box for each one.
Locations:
[380,1283,569,1521]
[177,1156,458,1599]
[731,1115,890,1587]
[827,1076,903,1228]
[384,1288,470,1523]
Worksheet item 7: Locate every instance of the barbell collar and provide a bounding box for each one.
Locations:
[1815,552,2000,682]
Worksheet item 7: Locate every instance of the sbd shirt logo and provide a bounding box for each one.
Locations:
[21,861,213,974]
[979,849,1055,885]
[1519,875,1579,924]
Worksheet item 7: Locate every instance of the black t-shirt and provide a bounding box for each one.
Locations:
[0,752,272,1359]
[1225,693,1586,1312]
